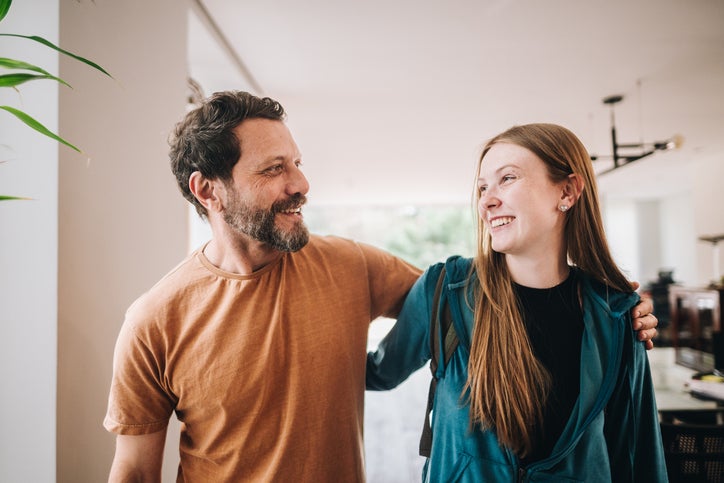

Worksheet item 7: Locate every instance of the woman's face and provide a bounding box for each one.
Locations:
[477,142,567,258]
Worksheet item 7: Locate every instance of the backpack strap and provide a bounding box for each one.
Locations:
[419,266,459,457]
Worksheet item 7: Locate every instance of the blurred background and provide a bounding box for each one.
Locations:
[1,1,723,481]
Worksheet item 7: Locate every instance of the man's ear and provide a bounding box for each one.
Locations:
[189,171,223,213]
[561,173,585,208]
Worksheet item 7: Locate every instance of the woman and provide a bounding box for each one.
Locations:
[367,123,667,482]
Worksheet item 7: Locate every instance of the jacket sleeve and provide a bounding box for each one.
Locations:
[365,263,443,390]
[603,312,669,482]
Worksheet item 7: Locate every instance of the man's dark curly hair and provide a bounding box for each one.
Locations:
[169,90,287,218]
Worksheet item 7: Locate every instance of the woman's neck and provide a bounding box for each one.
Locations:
[506,253,570,289]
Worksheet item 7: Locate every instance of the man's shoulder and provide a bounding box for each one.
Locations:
[305,234,363,250]
[126,249,206,319]
[301,234,390,259]
[297,234,421,278]
[305,233,355,248]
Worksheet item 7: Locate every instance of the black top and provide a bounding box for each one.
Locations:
[514,268,584,465]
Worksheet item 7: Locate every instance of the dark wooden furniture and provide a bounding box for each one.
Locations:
[660,408,724,482]
[669,286,724,372]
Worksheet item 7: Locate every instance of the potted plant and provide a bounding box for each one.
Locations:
[0,0,111,200]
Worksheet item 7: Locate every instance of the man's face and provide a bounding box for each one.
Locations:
[220,118,310,252]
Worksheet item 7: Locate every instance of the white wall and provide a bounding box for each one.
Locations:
[604,197,640,281]
[635,200,662,284]
[692,154,724,286]
[604,179,720,291]
[57,1,189,482]
[659,192,697,286]
[0,1,59,481]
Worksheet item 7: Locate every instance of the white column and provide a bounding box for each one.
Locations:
[0,1,59,481]
[57,1,189,481]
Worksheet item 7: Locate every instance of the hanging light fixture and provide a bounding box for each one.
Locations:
[591,94,683,176]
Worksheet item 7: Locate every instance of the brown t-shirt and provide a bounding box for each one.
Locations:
[104,235,421,482]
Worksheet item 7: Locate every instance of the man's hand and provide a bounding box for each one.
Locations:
[631,281,658,350]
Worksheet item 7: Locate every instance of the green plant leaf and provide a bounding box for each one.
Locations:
[0,57,54,75]
[0,195,32,201]
[0,33,112,79]
[0,57,72,87]
[0,105,81,152]
[0,0,11,23]
[0,72,71,88]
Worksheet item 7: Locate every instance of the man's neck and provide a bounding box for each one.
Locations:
[203,234,283,275]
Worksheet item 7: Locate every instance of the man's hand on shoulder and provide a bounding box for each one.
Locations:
[630,282,658,351]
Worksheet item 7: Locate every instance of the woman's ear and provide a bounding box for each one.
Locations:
[561,173,585,208]
[189,171,223,213]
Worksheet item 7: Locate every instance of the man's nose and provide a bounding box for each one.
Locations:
[287,164,310,195]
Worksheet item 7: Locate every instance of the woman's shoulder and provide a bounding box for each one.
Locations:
[416,255,474,298]
[442,255,474,282]
[577,269,639,315]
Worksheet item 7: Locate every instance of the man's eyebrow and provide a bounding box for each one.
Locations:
[257,155,287,166]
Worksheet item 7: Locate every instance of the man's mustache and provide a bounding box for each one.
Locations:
[271,193,307,214]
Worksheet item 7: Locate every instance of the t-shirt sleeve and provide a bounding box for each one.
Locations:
[356,241,422,319]
[367,264,439,390]
[103,315,175,435]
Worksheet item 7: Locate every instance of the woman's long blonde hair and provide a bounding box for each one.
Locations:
[465,123,633,456]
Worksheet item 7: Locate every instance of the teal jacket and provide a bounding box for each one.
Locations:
[367,256,668,482]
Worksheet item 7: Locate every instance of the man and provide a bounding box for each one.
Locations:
[105,91,658,482]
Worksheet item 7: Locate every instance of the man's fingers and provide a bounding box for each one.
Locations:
[638,328,658,341]
[634,298,654,318]
[637,313,658,331]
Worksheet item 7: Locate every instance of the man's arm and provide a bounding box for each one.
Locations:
[630,284,658,350]
[108,429,167,483]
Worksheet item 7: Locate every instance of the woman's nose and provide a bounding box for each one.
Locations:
[480,187,500,208]
[478,193,499,217]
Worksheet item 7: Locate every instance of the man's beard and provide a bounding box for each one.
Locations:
[223,191,310,252]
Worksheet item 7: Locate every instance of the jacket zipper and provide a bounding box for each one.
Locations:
[517,466,526,483]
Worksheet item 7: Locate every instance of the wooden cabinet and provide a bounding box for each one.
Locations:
[669,286,724,372]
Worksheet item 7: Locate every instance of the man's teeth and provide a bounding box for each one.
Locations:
[282,207,301,214]
[491,217,514,228]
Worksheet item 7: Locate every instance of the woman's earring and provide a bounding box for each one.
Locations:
[559,205,569,212]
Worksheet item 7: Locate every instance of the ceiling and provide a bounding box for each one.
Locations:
[187,0,724,206]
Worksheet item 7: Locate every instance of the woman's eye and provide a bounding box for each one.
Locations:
[502,174,516,183]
